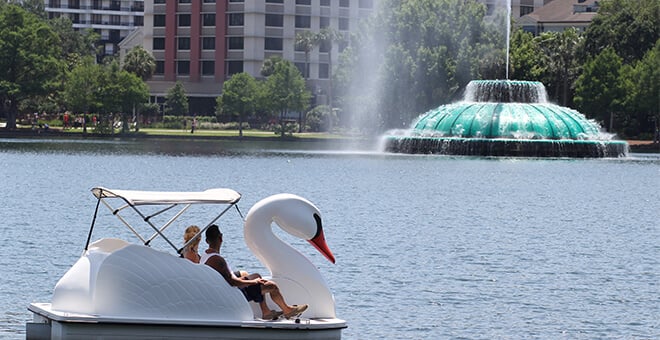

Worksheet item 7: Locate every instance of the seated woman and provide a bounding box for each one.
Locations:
[182,225,201,263]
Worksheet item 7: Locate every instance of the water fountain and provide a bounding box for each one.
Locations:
[382,80,628,157]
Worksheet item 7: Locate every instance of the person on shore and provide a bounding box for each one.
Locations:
[182,225,201,263]
[200,224,308,320]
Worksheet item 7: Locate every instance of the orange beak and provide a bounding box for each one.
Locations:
[308,230,336,264]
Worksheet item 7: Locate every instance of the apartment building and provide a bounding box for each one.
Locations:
[141,0,374,115]
[44,0,144,57]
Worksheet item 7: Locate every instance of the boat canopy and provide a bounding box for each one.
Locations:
[86,187,243,255]
[92,187,241,205]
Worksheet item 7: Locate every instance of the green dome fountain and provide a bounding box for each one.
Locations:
[383,80,628,157]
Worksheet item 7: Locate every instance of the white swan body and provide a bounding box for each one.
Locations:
[244,193,337,319]
[51,238,253,321]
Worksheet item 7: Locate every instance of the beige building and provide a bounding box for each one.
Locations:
[517,0,599,34]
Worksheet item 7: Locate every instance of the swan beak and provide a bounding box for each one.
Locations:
[309,231,336,264]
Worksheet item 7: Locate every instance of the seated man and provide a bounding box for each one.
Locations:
[200,224,308,320]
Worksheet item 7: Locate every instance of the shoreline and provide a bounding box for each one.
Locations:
[0,128,658,153]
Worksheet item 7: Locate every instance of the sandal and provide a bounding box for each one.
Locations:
[283,304,308,319]
[262,310,283,320]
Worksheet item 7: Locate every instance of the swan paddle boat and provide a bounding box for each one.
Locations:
[27,187,346,339]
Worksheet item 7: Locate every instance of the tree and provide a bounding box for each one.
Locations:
[582,0,659,64]
[260,56,284,77]
[574,47,624,132]
[306,105,337,132]
[217,72,258,137]
[509,28,546,82]
[122,46,156,80]
[535,28,583,106]
[0,4,63,129]
[294,31,317,79]
[99,60,149,134]
[264,60,311,137]
[164,82,189,116]
[63,56,103,117]
[316,27,344,115]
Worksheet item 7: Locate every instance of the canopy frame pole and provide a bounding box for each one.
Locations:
[145,204,192,245]
[124,204,179,251]
[83,196,103,252]
[99,199,147,244]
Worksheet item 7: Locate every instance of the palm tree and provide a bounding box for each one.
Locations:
[122,46,156,81]
[122,46,155,131]
[316,28,344,127]
[295,30,317,79]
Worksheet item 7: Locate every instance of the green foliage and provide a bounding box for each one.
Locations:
[63,57,103,113]
[306,105,337,132]
[164,82,189,116]
[264,60,311,137]
[582,0,659,64]
[574,47,624,131]
[260,56,284,77]
[218,72,258,136]
[122,46,156,80]
[63,57,149,134]
[0,4,63,129]
[534,28,583,105]
[509,29,546,81]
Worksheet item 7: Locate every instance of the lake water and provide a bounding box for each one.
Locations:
[1,138,658,339]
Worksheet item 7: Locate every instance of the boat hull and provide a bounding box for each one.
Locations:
[28,303,346,340]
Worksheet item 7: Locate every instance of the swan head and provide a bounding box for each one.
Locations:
[249,193,336,264]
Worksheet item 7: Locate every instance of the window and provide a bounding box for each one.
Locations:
[202,13,215,26]
[520,6,533,16]
[178,37,190,50]
[202,37,215,50]
[202,61,215,76]
[320,16,330,28]
[179,0,191,3]
[226,61,243,75]
[178,14,191,27]
[294,63,306,77]
[204,0,216,3]
[338,17,349,31]
[228,13,243,26]
[319,39,330,53]
[153,37,165,50]
[295,15,311,28]
[155,61,165,75]
[320,0,330,6]
[154,0,165,3]
[228,37,244,49]
[134,16,143,26]
[339,0,349,8]
[177,61,190,75]
[264,37,283,51]
[265,14,283,27]
[359,0,373,9]
[154,14,165,27]
[319,63,329,79]
[296,0,311,5]
[265,0,283,3]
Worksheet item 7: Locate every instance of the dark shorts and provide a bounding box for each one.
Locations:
[240,284,264,303]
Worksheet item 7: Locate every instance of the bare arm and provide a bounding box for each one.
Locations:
[205,255,262,288]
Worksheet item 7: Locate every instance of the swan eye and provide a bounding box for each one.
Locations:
[312,213,323,239]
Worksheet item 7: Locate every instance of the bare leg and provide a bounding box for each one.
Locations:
[244,273,275,317]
